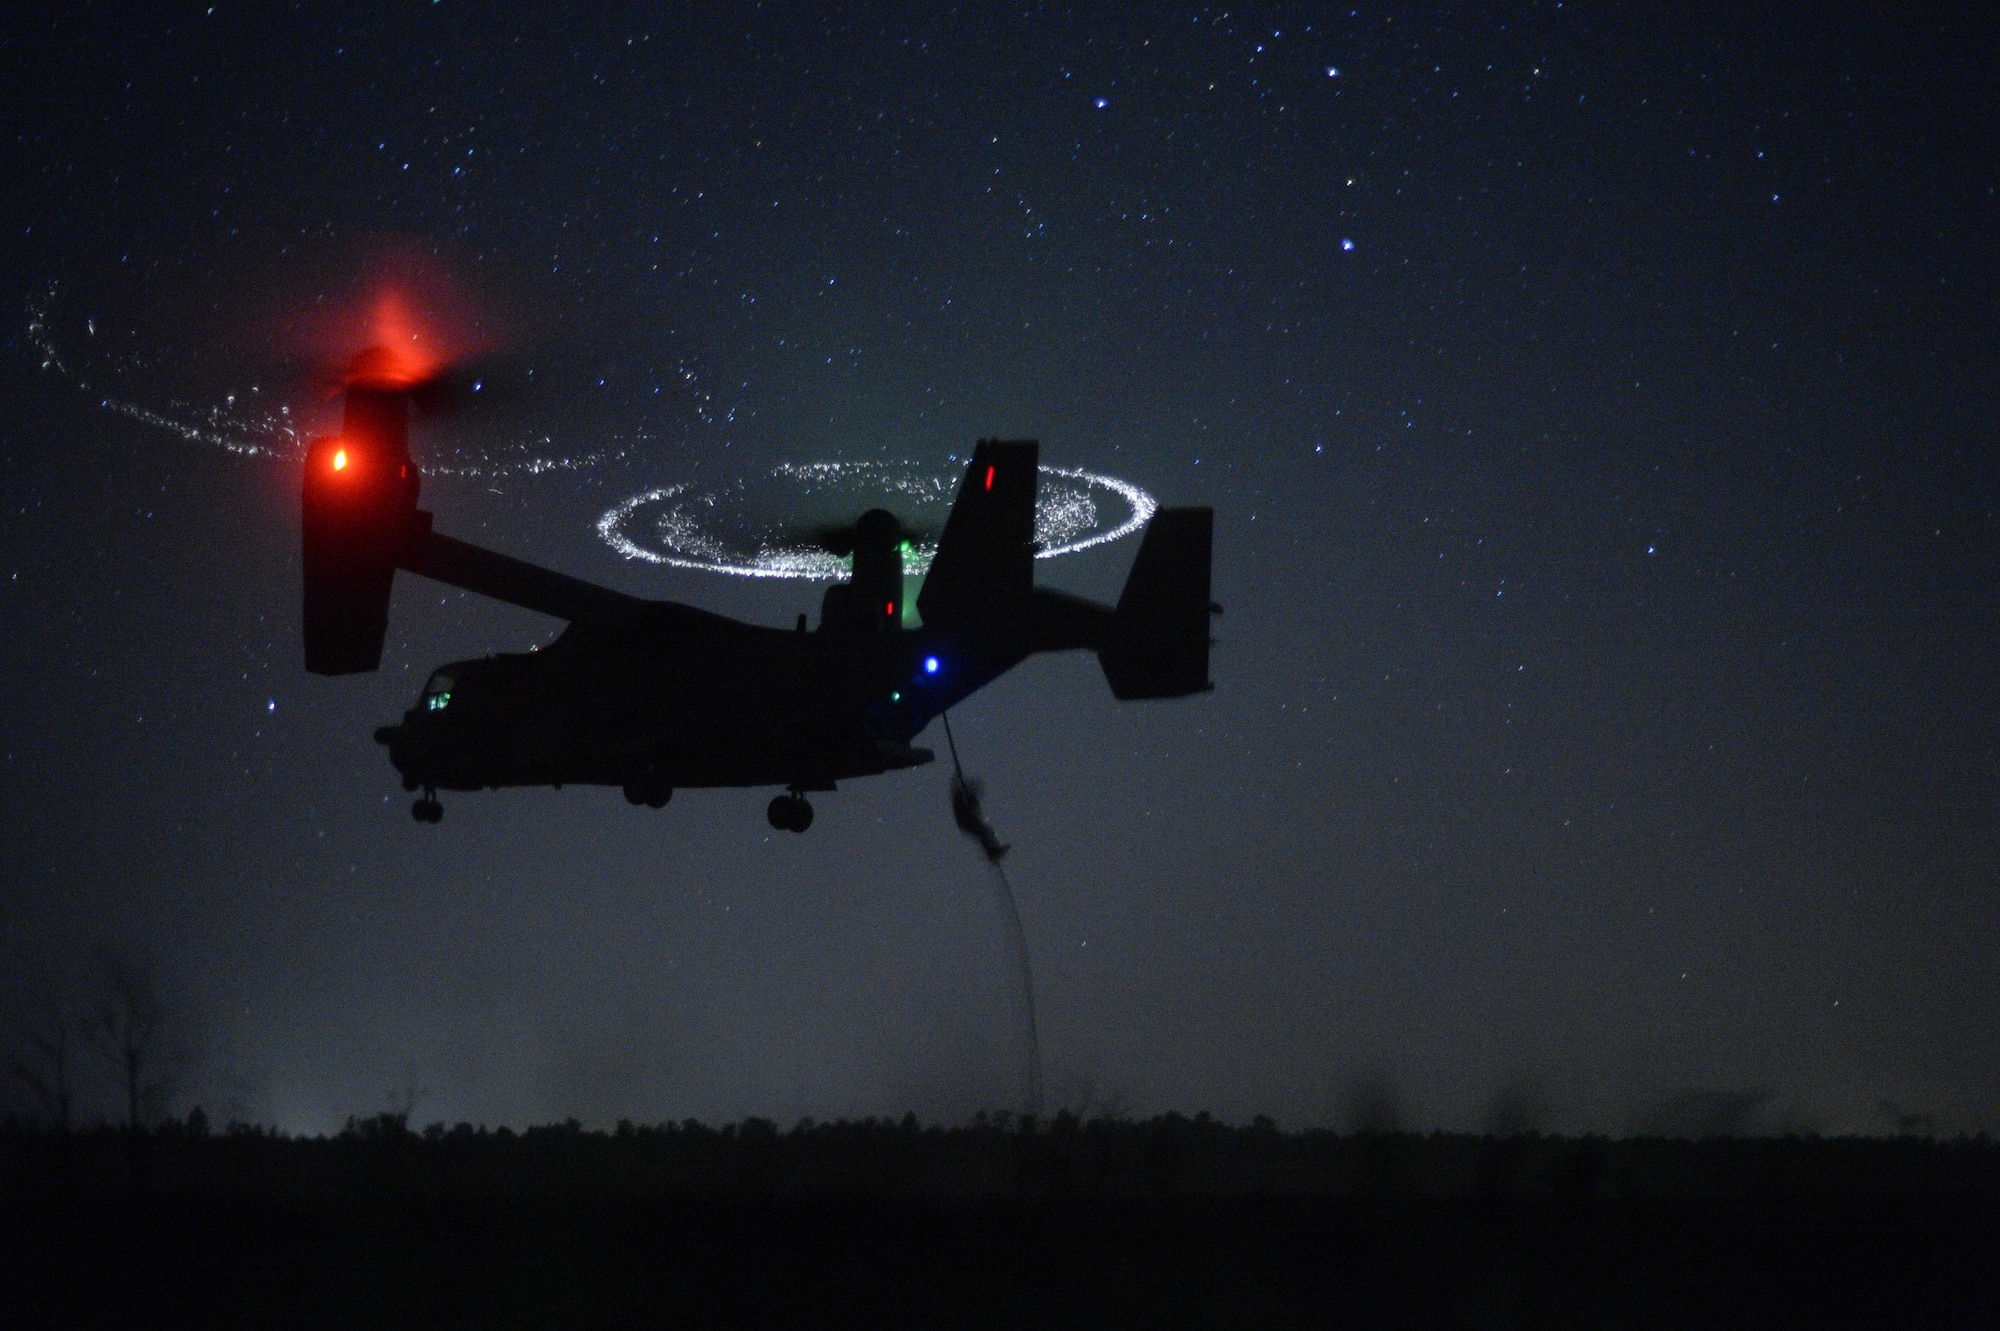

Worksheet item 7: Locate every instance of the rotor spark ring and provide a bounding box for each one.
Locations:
[597,461,1157,580]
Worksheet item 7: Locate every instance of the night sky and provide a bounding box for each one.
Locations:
[4,3,1996,1137]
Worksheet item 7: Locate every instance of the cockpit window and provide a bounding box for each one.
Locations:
[424,672,455,711]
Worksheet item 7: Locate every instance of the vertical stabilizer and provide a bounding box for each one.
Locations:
[916,440,1040,625]
[1099,507,1215,700]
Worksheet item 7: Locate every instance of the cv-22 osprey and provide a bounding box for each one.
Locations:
[305,347,1216,830]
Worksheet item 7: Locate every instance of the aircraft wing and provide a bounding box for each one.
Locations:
[401,521,739,637]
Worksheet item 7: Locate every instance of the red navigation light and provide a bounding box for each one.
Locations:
[332,448,350,472]
[884,601,896,617]
[984,465,995,492]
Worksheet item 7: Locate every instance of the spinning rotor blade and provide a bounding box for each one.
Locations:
[273,243,508,408]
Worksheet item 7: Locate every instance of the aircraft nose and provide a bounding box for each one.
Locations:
[374,725,403,746]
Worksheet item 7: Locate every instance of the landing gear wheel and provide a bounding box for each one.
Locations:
[625,780,673,808]
[767,794,813,833]
[411,792,443,823]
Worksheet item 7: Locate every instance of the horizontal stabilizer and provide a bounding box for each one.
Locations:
[1099,507,1215,700]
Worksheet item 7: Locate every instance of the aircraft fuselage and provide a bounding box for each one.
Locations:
[375,616,1032,796]
[299,362,1213,828]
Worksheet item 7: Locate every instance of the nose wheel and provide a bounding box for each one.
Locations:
[411,789,444,823]
[767,791,814,833]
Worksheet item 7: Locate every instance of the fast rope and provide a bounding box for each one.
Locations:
[941,710,1044,1117]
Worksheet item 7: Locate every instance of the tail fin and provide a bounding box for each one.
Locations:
[1099,507,1215,700]
[301,374,422,674]
[916,440,1039,625]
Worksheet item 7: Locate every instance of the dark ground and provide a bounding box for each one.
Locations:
[3,1120,1997,1327]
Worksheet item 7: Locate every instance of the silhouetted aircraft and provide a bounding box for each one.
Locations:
[305,347,1216,830]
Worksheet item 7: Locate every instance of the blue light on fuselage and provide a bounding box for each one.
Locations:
[923,657,940,675]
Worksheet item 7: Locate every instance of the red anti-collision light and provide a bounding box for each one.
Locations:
[984,464,995,492]
[332,448,349,472]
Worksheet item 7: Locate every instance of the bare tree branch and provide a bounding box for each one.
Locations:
[8,1004,79,1132]
[87,952,174,1131]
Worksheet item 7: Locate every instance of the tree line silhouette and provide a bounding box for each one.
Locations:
[5,1106,1997,1200]
[7,949,1993,1201]
[7,960,1997,1325]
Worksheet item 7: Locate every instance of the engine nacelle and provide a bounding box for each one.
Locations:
[301,371,423,674]
[819,508,907,633]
